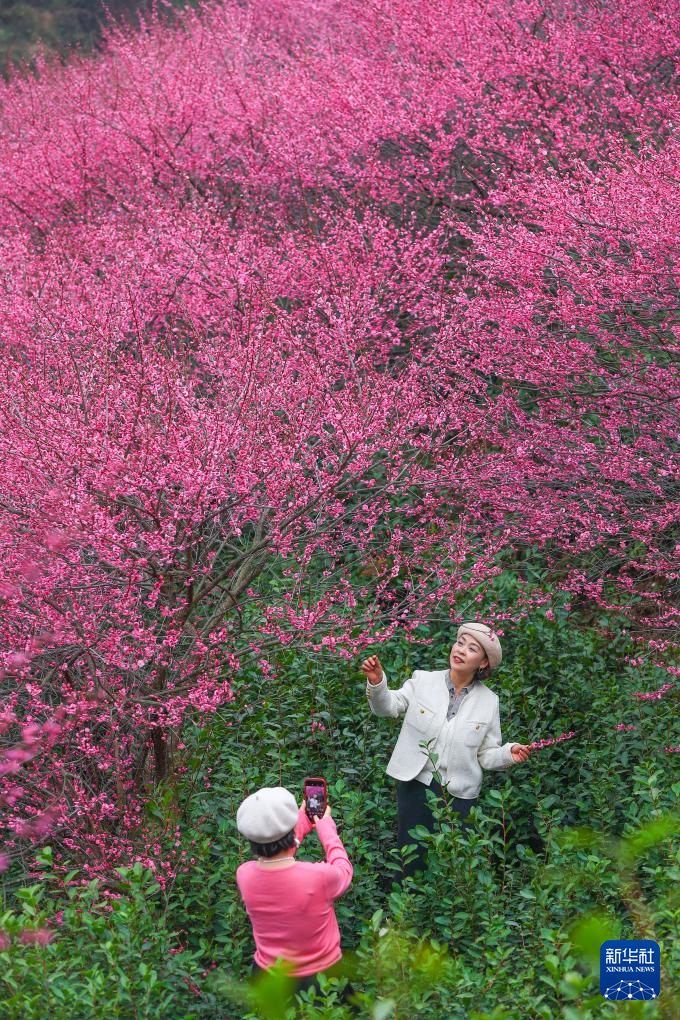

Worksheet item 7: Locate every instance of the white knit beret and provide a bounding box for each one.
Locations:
[456,622,502,670]
[236,786,298,843]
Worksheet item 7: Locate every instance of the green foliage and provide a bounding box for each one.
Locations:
[1,603,678,1017]
[0,870,206,1019]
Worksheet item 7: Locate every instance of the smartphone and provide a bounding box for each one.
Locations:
[303,777,327,821]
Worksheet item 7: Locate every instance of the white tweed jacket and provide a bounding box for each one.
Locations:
[366,668,516,799]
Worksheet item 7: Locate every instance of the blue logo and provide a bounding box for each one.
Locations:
[600,940,660,1000]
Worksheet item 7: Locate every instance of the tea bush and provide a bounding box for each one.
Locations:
[0,606,678,1018]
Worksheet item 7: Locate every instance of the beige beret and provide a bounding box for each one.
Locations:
[236,786,298,843]
[456,622,502,670]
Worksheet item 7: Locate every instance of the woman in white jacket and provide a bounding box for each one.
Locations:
[361,622,530,875]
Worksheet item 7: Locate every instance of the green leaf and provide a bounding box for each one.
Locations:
[618,814,679,867]
[569,913,620,967]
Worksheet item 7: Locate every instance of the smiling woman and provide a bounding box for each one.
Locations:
[361,623,531,877]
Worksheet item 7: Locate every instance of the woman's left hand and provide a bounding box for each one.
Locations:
[510,744,530,763]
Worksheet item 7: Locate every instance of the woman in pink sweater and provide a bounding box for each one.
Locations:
[236,786,353,984]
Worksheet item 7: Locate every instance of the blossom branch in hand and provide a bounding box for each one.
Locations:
[528,731,576,751]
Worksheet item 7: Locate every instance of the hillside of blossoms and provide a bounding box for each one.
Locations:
[0,0,677,920]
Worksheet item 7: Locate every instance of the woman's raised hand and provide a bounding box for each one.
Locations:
[361,654,384,686]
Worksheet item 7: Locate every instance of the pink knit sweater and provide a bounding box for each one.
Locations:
[236,807,353,977]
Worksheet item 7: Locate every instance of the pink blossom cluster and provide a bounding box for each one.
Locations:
[632,683,675,701]
[614,724,636,732]
[0,927,53,950]
[528,731,576,751]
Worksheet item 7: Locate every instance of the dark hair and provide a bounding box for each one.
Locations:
[248,828,296,858]
[473,665,491,683]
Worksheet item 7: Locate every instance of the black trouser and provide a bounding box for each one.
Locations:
[397,778,476,877]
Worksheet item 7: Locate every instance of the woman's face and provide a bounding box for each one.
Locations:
[450,632,489,674]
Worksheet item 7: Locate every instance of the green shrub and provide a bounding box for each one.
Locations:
[1,601,678,1017]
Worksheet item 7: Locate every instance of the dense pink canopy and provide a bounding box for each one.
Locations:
[0,0,677,875]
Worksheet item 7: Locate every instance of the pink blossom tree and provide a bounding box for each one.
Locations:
[0,0,677,875]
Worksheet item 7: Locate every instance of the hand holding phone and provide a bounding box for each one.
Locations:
[303,777,328,822]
